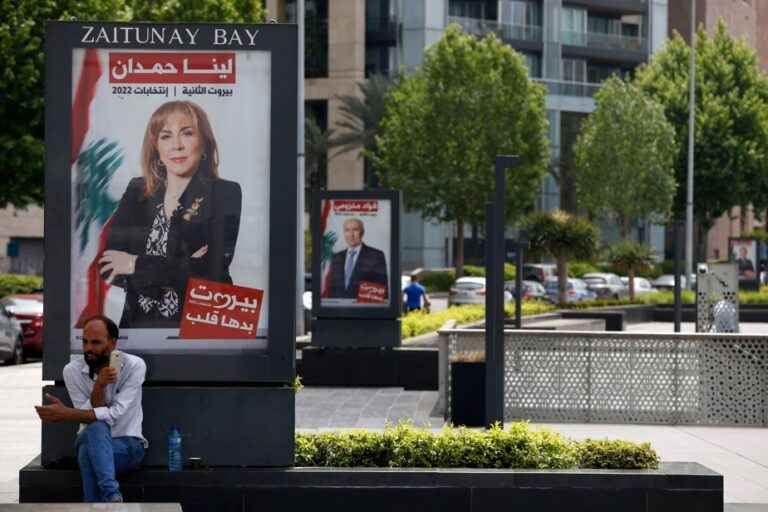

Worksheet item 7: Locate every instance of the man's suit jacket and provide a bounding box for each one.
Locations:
[328,243,388,299]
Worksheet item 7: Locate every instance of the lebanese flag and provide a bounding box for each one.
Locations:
[319,199,333,298]
[71,49,124,327]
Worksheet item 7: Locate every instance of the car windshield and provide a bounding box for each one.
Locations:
[455,282,483,290]
[583,277,606,285]
[3,299,43,313]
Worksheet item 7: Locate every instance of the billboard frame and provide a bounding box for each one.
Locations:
[43,21,298,383]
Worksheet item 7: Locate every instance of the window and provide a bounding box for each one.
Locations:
[449,1,497,21]
[562,58,586,82]
[521,52,542,78]
[285,0,328,78]
[561,7,587,45]
[500,1,541,27]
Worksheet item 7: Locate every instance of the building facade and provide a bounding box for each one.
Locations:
[265,0,670,269]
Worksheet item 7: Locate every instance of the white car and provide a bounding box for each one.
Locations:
[620,276,659,296]
[448,276,512,306]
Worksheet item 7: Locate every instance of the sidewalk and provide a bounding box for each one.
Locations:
[2,362,767,506]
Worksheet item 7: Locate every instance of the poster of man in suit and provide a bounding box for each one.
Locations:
[729,238,757,282]
[320,199,391,307]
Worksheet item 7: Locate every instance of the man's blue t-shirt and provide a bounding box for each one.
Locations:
[404,282,427,309]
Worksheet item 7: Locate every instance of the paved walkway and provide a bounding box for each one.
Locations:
[2,362,768,507]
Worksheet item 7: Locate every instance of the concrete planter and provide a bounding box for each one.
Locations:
[20,458,723,512]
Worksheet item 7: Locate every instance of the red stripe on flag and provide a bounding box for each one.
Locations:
[71,49,112,325]
[71,49,102,164]
[320,200,333,298]
[76,215,114,328]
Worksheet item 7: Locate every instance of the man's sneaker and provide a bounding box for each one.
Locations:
[107,492,124,503]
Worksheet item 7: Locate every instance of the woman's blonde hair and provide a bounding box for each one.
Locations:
[140,100,220,198]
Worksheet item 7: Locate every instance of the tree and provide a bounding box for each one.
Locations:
[635,22,768,252]
[0,0,265,208]
[606,241,655,302]
[331,73,398,158]
[372,25,549,277]
[305,114,334,190]
[524,210,599,304]
[574,76,677,238]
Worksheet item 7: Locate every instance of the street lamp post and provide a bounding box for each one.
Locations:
[685,0,696,286]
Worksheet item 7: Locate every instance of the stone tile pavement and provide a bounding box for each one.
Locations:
[3,362,768,508]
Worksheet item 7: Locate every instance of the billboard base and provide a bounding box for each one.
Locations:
[311,318,401,348]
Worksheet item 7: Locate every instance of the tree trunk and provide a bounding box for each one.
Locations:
[740,204,748,235]
[619,216,632,240]
[628,269,635,302]
[557,256,568,304]
[456,217,465,278]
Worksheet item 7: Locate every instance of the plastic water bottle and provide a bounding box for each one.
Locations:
[167,425,183,472]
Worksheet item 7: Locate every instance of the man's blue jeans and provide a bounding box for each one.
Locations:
[74,421,145,502]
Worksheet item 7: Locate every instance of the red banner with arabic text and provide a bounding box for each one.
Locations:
[357,281,386,303]
[180,278,263,339]
[109,52,236,84]
[332,199,379,214]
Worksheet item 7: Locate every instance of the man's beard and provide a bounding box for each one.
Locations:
[85,353,110,379]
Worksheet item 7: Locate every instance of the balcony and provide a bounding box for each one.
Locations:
[561,30,646,52]
[535,78,601,98]
[449,16,542,43]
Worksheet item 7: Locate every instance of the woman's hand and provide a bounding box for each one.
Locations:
[191,245,208,259]
[99,250,137,283]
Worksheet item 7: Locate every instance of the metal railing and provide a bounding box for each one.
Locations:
[535,78,601,98]
[561,29,647,52]
[449,16,543,42]
[437,328,768,426]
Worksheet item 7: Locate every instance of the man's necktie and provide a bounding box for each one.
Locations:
[345,249,357,289]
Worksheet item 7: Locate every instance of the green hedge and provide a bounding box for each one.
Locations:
[464,264,516,281]
[402,302,555,338]
[420,270,455,292]
[558,289,768,309]
[0,274,43,298]
[295,423,659,470]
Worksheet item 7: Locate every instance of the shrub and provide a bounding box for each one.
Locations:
[569,261,600,278]
[0,274,43,297]
[295,423,659,470]
[420,270,455,292]
[577,439,659,470]
[464,264,516,281]
[402,302,555,338]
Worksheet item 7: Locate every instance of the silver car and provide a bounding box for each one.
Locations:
[448,277,512,306]
[0,303,25,365]
[582,273,628,300]
[620,276,659,296]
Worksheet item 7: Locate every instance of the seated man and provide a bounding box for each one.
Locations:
[35,315,147,503]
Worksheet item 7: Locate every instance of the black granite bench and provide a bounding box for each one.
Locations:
[20,457,723,512]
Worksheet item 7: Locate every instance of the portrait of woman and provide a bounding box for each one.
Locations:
[99,100,242,328]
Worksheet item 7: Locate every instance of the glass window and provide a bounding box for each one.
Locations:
[500,1,541,27]
[562,58,586,82]
[562,6,587,45]
[521,52,541,78]
[449,1,496,21]
[286,0,328,78]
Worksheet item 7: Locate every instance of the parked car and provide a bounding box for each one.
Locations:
[0,294,43,360]
[619,276,659,296]
[504,280,551,302]
[544,278,597,304]
[522,263,557,283]
[653,274,696,291]
[448,277,512,306]
[0,301,25,365]
[582,273,628,300]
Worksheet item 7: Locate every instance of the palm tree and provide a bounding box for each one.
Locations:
[305,114,334,190]
[607,241,655,302]
[330,73,399,159]
[525,210,599,304]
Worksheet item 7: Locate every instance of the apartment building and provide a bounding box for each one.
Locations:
[266,0,671,268]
